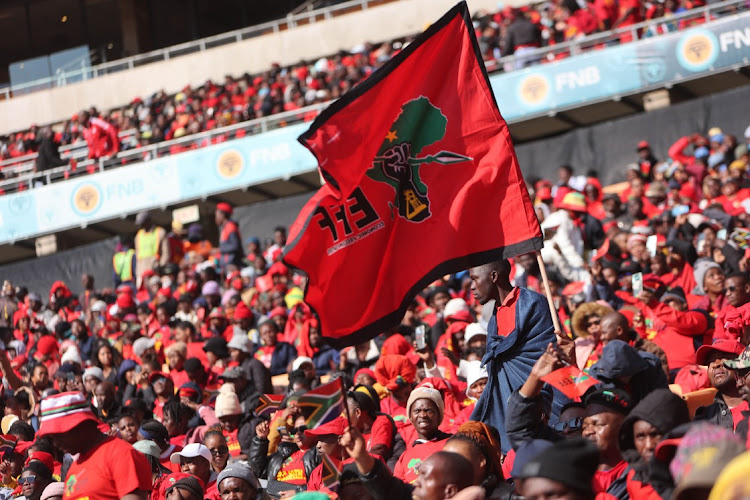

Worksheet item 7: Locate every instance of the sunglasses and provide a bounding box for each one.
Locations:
[209,446,229,455]
[18,476,36,486]
[291,425,307,436]
[553,417,583,433]
[725,285,739,293]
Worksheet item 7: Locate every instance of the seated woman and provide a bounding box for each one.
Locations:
[572,302,612,372]
[346,385,396,460]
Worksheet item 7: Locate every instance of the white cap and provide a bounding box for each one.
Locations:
[132,337,157,358]
[292,357,314,371]
[61,346,82,365]
[90,300,108,313]
[465,361,488,398]
[82,366,104,382]
[227,333,252,353]
[443,298,469,318]
[170,443,212,464]
[465,323,488,345]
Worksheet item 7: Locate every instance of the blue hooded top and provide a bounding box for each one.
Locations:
[471,287,567,453]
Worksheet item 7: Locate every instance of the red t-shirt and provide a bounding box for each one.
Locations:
[275,450,307,485]
[63,436,152,499]
[730,401,749,430]
[363,415,394,452]
[225,428,242,458]
[393,438,449,484]
[496,288,520,337]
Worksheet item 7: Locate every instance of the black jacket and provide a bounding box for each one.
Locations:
[358,458,413,500]
[505,389,561,450]
[35,137,67,172]
[248,437,318,486]
[694,394,737,431]
[589,340,669,404]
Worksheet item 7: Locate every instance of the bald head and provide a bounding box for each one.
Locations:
[95,381,116,410]
[428,451,474,489]
[600,312,629,345]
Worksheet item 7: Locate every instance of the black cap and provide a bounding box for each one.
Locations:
[519,438,600,493]
[661,287,687,304]
[584,387,633,415]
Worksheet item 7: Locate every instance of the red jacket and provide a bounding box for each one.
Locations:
[84,117,120,159]
[646,302,708,370]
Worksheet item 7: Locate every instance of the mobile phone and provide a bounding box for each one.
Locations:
[717,229,727,240]
[415,325,426,350]
[646,235,658,257]
[671,205,690,217]
[632,272,643,297]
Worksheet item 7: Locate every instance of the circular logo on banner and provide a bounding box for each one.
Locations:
[216,150,244,179]
[676,30,718,72]
[519,74,550,106]
[72,183,102,215]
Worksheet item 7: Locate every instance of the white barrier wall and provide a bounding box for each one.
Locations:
[0,0,512,136]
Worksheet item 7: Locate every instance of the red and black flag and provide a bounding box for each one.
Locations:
[283,1,542,347]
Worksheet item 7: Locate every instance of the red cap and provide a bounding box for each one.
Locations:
[148,371,174,385]
[25,451,54,472]
[233,302,253,321]
[637,140,650,150]
[695,339,745,365]
[445,309,473,323]
[536,187,552,200]
[268,262,289,277]
[117,294,135,309]
[304,416,348,438]
[216,202,233,215]
[35,336,59,357]
[116,285,134,295]
[641,274,664,292]
[269,306,287,319]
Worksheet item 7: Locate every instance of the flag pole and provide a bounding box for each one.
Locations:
[536,250,563,335]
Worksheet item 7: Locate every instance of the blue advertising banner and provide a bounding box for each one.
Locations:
[0,122,315,244]
[492,10,750,121]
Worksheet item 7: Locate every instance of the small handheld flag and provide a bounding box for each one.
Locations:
[541,366,600,399]
[255,394,284,417]
[299,378,345,429]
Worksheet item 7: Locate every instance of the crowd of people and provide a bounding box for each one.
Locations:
[0,122,747,500]
[0,0,730,191]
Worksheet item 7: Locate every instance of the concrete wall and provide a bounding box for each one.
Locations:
[0,0,509,136]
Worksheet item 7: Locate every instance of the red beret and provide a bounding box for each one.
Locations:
[233,302,253,321]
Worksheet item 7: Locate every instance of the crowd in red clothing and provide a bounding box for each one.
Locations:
[0,122,747,500]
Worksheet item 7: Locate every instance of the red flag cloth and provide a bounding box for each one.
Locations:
[283,1,542,347]
[541,366,600,400]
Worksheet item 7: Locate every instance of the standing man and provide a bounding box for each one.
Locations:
[216,202,243,271]
[113,235,136,289]
[468,259,563,453]
[79,110,120,160]
[134,211,169,287]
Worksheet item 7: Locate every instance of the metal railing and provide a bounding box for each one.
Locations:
[0,103,328,192]
[0,0,398,99]
[0,0,745,193]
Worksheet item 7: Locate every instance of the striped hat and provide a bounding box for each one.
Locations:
[36,391,99,437]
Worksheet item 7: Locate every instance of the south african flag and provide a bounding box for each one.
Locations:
[300,378,345,429]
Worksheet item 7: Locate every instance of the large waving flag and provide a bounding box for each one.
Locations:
[299,378,345,429]
[283,1,542,347]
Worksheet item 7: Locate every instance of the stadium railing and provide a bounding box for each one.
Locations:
[0,0,745,193]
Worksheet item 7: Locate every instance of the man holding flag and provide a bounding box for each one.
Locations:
[282,0,565,455]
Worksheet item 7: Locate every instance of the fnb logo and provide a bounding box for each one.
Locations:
[518,74,550,105]
[71,183,102,215]
[677,30,719,72]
